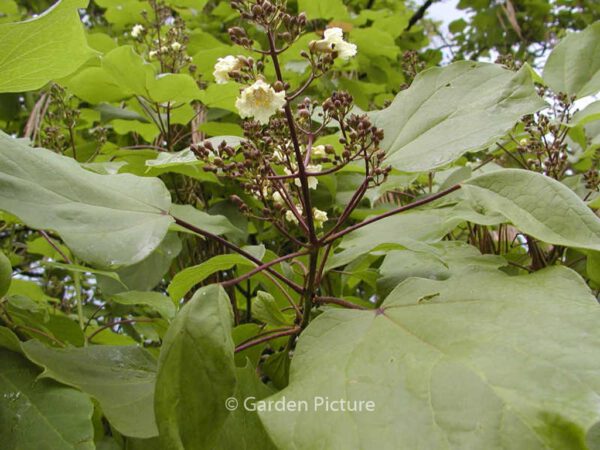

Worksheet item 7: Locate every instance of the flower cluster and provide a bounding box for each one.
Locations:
[192,0,385,244]
[213,16,357,126]
[285,206,328,228]
[131,3,193,74]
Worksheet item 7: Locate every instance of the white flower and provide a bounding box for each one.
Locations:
[160,46,168,53]
[304,164,321,190]
[235,79,286,125]
[285,164,321,189]
[148,50,158,59]
[272,191,284,205]
[131,24,144,38]
[250,185,272,200]
[313,208,328,228]
[285,206,302,224]
[285,210,297,224]
[285,205,327,228]
[313,27,357,60]
[171,41,182,51]
[312,145,326,158]
[213,55,243,84]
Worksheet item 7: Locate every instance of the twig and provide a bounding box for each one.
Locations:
[314,296,368,310]
[122,144,168,151]
[405,0,436,31]
[173,216,305,294]
[235,327,301,353]
[322,184,462,244]
[268,29,320,330]
[507,260,533,272]
[39,230,72,264]
[88,318,155,341]
[16,324,66,347]
[221,249,308,288]
[497,142,529,169]
[268,30,317,243]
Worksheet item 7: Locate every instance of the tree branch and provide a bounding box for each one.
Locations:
[267,29,320,331]
[322,184,462,244]
[267,30,317,244]
[173,216,305,294]
[39,230,72,264]
[405,0,437,31]
[220,249,308,288]
[88,318,155,341]
[314,296,368,310]
[235,327,301,353]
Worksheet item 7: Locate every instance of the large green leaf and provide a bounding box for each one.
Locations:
[328,209,459,270]
[297,0,349,20]
[463,169,600,251]
[215,363,277,450]
[66,45,202,104]
[167,253,254,302]
[0,326,21,353]
[572,100,600,127]
[0,0,95,92]
[169,203,244,238]
[110,46,202,103]
[197,83,242,113]
[64,67,128,104]
[0,349,95,449]
[543,22,600,98]
[97,232,181,294]
[22,341,159,438]
[155,284,236,449]
[373,62,545,172]
[377,241,506,296]
[259,267,600,449]
[0,131,173,267]
[253,291,294,327]
[108,291,176,320]
[0,250,11,297]
[148,73,204,104]
[6,293,86,346]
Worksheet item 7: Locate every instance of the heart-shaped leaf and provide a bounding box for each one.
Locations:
[0,349,95,449]
[463,169,600,251]
[22,341,159,438]
[259,267,600,449]
[0,0,95,93]
[373,62,545,172]
[0,132,173,267]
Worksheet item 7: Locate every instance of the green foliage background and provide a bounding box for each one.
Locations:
[0,0,600,449]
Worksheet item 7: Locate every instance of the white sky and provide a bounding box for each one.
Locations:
[426,0,462,33]
[423,0,599,108]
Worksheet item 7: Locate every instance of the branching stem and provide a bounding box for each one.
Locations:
[173,216,305,294]
[322,184,462,244]
[267,29,320,329]
[235,326,301,353]
[221,249,308,288]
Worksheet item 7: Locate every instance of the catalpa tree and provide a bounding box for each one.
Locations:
[0,0,599,449]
